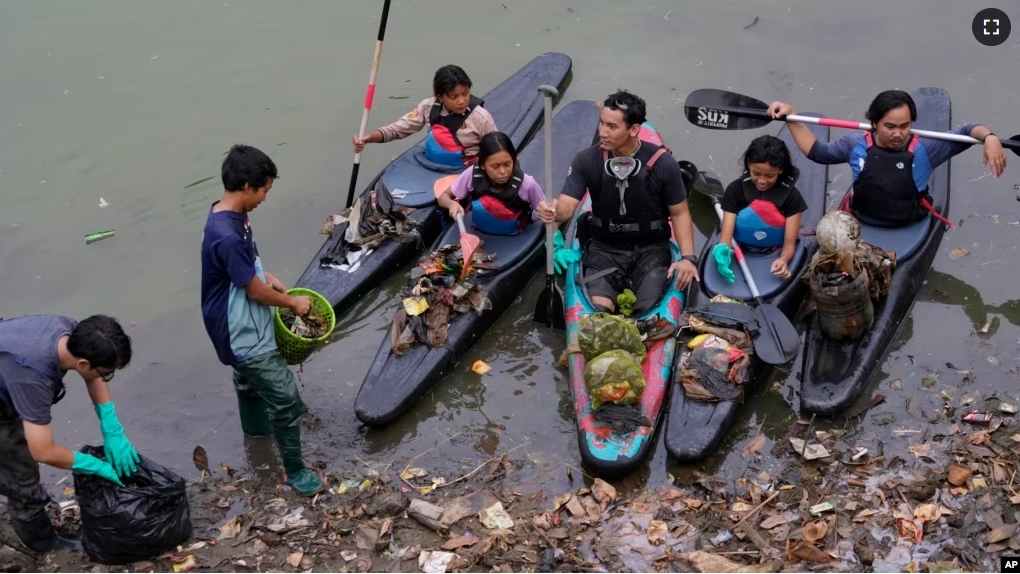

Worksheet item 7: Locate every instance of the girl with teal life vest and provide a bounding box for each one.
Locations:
[714,135,808,281]
[436,132,547,236]
[352,65,498,168]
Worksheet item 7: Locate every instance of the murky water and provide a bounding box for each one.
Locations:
[2,0,1019,493]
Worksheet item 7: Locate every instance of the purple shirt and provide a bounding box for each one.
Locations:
[449,167,546,220]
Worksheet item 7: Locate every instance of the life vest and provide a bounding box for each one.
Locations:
[423,95,484,168]
[588,143,671,244]
[468,163,531,236]
[844,133,950,229]
[733,168,798,252]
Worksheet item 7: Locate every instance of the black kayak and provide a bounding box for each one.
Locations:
[354,99,602,426]
[799,87,952,415]
[664,115,830,463]
[294,53,572,317]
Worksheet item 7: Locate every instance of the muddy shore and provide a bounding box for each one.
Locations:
[2,396,1018,574]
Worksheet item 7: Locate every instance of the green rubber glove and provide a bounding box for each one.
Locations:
[712,243,736,284]
[552,230,581,275]
[72,451,125,487]
[95,402,140,477]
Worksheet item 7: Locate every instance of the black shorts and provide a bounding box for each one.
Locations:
[582,239,673,315]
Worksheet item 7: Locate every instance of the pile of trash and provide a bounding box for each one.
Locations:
[319,185,421,269]
[390,244,493,356]
[16,381,1020,574]
[566,313,675,433]
[676,295,755,402]
[806,210,897,341]
[279,309,330,339]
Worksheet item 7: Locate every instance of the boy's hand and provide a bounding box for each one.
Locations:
[290,295,312,316]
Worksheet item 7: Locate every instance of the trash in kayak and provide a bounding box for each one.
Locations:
[389,243,494,356]
[85,230,115,245]
[279,309,330,339]
[584,349,646,409]
[577,313,647,361]
[807,211,898,341]
[807,242,895,341]
[319,185,421,268]
[675,297,755,402]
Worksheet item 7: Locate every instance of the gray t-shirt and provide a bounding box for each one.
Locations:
[0,315,77,425]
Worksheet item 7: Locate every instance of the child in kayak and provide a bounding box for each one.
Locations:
[352,65,497,168]
[714,135,808,281]
[436,131,546,235]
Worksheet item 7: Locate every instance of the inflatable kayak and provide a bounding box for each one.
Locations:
[354,100,602,426]
[799,87,952,415]
[664,115,830,463]
[294,53,572,317]
[562,123,691,478]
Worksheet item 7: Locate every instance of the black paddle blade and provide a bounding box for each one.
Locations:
[1006,134,1020,157]
[683,88,773,131]
[691,301,756,326]
[678,160,726,200]
[749,303,800,365]
[534,283,566,331]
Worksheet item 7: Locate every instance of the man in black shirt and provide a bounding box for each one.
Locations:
[536,90,699,315]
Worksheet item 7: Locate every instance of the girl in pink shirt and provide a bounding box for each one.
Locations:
[436,132,546,236]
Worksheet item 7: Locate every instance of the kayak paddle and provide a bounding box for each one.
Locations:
[680,162,800,365]
[455,213,481,280]
[683,88,1020,157]
[345,0,393,209]
[533,84,566,330]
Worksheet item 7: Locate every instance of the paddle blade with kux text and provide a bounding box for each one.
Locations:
[683,89,774,131]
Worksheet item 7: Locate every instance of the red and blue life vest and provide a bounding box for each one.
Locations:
[733,168,798,252]
[423,96,484,168]
[468,163,531,236]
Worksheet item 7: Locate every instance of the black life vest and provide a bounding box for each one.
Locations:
[849,133,928,227]
[589,143,671,244]
[471,162,528,213]
[467,163,531,235]
[428,95,485,148]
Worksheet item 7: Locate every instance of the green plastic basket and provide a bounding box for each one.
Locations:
[273,288,336,365]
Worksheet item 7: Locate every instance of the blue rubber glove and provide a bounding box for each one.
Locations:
[712,243,736,284]
[552,230,581,275]
[95,402,141,477]
[72,451,124,487]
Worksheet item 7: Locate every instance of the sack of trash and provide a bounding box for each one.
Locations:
[805,241,894,341]
[677,335,751,402]
[74,445,193,565]
[584,349,647,409]
[578,313,646,362]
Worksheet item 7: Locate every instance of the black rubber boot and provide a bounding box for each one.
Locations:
[11,513,82,553]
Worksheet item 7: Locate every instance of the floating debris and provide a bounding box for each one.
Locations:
[85,230,115,245]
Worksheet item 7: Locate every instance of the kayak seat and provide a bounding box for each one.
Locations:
[858,217,931,263]
[437,210,545,275]
[702,240,808,301]
[379,143,463,209]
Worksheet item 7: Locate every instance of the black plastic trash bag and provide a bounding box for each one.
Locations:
[74,445,193,565]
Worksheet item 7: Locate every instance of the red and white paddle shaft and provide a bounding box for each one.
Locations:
[785,113,983,146]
